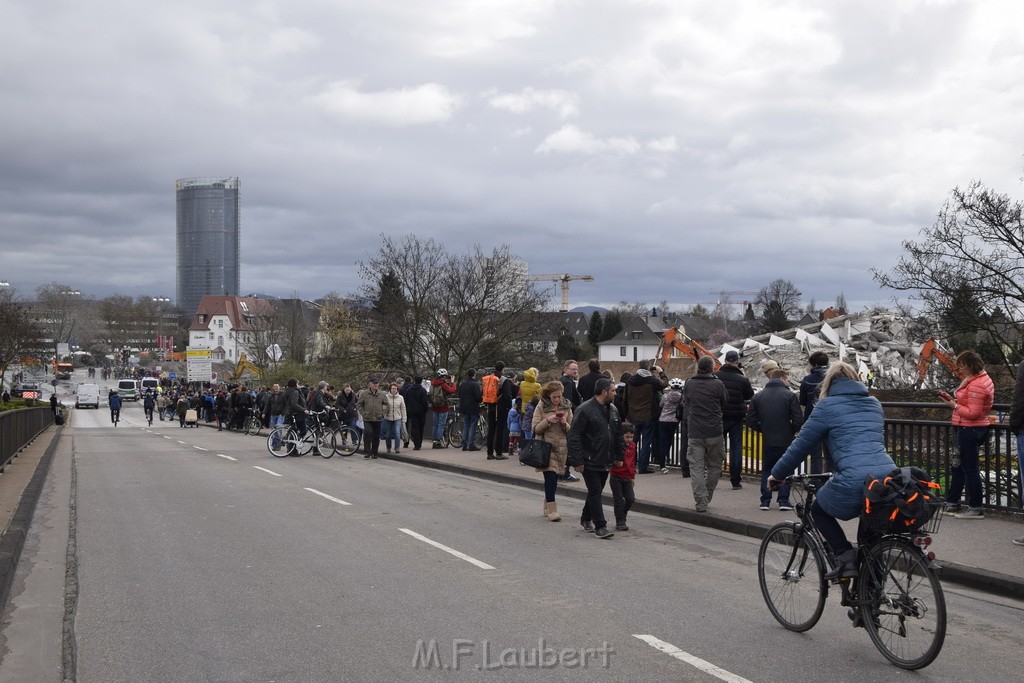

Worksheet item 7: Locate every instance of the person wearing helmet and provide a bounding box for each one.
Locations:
[656,378,685,474]
[429,368,457,448]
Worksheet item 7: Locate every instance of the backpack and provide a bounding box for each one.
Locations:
[481,374,499,404]
[430,382,447,408]
[863,466,941,534]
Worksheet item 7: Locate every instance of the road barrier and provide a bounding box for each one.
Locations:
[0,407,55,472]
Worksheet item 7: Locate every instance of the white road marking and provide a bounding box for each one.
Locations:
[633,635,751,683]
[252,466,282,477]
[162,436,172,439]
[194,446,208,451]
[216,454,237,461]
[398,528,495,570]
[304,487,352,506]
[177,441,187,445]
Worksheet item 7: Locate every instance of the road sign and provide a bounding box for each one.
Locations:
[186,349,212,383]
[168,372,176,379]
[211,372,218,381]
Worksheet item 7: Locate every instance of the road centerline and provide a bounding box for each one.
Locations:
[398,528,494,570]
[252,466,282,477]
[216,454,237,461]
[304,488,352,506]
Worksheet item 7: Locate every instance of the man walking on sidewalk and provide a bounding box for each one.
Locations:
[568,378,627,539]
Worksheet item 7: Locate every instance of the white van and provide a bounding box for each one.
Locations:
[117,379,140,401]
[141,377,160,394]
[76,383,100,409]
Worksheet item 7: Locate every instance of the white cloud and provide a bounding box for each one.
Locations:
[646,136,678,152]
[535,125,640,155]
[311,81,461,125]
[267,27,320,55]
[487,88,579,118]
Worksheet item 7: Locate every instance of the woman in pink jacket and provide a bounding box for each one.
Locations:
[939,350,994,519]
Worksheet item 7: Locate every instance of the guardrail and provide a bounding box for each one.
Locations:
[0,407,55,472]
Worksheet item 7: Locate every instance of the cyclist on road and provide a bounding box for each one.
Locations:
[767,362,895,579]
[108,389,122,426]
[143,390,156,425]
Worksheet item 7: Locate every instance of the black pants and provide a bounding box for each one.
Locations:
[610,475,635,524]
[409,413,426,449]
[364,421,382,455]
[494,402,511,455]
[580,469,610,529]
[485,404,499,454]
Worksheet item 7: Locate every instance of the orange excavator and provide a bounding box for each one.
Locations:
[916,338,964,386]
[656,326,721,371]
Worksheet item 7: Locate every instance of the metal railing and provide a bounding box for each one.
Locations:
[652,402,1022,514]
[0,407,56,472]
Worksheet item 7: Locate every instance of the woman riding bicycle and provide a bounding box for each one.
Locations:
[767,362,895,579]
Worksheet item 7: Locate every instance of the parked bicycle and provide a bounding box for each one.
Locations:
[325,406,360,456]
[445,409,487,449]
[758,473,945,670]
[242,406,263,436]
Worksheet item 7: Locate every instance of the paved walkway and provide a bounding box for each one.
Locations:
[379,444,1024,600]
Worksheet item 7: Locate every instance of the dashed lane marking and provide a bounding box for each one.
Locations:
[252,466,282,477]
[632,635,752,683]
[194,446,208,451]
[398,528,495,570]
[304,488,352,506]
[216,454,237,461]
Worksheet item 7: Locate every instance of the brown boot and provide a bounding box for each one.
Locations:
[544,501,561,522]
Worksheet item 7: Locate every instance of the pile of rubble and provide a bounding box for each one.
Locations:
[717,309,942,390]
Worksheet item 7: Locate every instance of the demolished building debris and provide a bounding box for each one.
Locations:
[713,309,952,390]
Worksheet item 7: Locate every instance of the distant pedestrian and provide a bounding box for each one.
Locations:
[656,378,684,474]
[623,360,668,474]
[940,350,994,520]
[429,369,457,449]
[457,369,483,452]
[800,351,831,473]
[383,382,407,454]
[357,378,388,459]
[576,359,603,402]
[532,381,573,522]
[507,398,523,454]
[714,350,754,490]
[404,376,429,450]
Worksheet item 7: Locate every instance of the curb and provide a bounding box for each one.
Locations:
[0,425,61,615]
[380,450,1024,601]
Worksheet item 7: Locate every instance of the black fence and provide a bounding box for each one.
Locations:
[652,402,1021,514]
[0,407,55,472]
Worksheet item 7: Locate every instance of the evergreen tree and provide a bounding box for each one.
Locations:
[599,310,623,342]
[555,332,585,363]
[587,311,603,348]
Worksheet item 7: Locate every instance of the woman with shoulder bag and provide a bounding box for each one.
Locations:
[939,350,994,519]
[531,381,574,521]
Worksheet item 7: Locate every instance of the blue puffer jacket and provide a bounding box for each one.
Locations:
[771,377,895,520]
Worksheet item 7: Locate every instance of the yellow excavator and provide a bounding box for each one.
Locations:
[231,353,264,380]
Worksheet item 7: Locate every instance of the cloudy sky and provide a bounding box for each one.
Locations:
[3,0,1023,313]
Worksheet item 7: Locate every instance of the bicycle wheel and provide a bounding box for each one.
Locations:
[447,415,464,448]
[267,426,294,458]
[244,415,262,436]
[315,429,337,459]
[859,537,946,670]
[474,417,487,449]
[758,522,828,632]
[334,426,360,456]
[296,429,316,456]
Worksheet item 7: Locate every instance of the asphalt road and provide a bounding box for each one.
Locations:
[1,396,1022,681]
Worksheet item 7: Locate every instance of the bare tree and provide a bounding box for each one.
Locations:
[834,292,848,315]
[0,289,41,389]
[755,279,803,334]
[613,301,650,319]
[34,283,81,355]
[312,294,374,381]
[873,180,1024,368]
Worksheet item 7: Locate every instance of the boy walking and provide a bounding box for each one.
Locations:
[610,424,637,531]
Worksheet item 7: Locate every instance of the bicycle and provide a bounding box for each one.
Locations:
[242,407,263,436]
[324,407,360,456]
[757,473,946,670]
[267,412,336,459]
[445,409,487,449]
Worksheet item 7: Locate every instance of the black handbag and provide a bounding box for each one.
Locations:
[519,439,552,468]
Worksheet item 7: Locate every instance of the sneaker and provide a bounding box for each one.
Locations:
[941,501,961,512]
[581,520,595,532]
[660,468,669,474]
[494,454,508,460]
[594,527,614,539]
[779,503,794,511]
[564,472,580,481]
[953,507,985,519]
[1013,536,1024,546]
[616,522,629,531]
[732,483,742,490]
[759,504,771,511]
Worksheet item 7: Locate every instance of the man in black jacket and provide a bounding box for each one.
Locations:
[568,378,626,539]
[746,368,802,511]
[1010,361,1024,546]
[458,369,484,452]
[576,359,603,403]
[799,351,831,473]
[403,376,429,450]
[714,350,754,489]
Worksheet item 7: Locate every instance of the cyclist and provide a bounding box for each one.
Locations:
[108,389,122,426]
[143,389,156,425]
[767,362,895,579]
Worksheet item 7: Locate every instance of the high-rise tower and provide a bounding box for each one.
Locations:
[175,177,240,316]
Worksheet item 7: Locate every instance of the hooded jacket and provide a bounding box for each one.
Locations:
[714,364,753,421]
[772,377,895,519]
[624,369,666,422]
[799,365,828,420]
[518,368,542,406]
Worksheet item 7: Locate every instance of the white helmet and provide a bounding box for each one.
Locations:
[668,378,684,390]
[437,368,448,377]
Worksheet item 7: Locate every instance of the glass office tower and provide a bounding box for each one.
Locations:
[175,177,240,316]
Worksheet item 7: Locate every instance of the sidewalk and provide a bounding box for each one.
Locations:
[379,444,1024,601]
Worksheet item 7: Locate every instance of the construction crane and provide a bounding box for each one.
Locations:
[528,273,594,312]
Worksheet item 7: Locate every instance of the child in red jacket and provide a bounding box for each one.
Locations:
[610,423,636,531]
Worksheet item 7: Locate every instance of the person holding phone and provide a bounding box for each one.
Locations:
[938,350,994,519]
[532,381,574,522]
